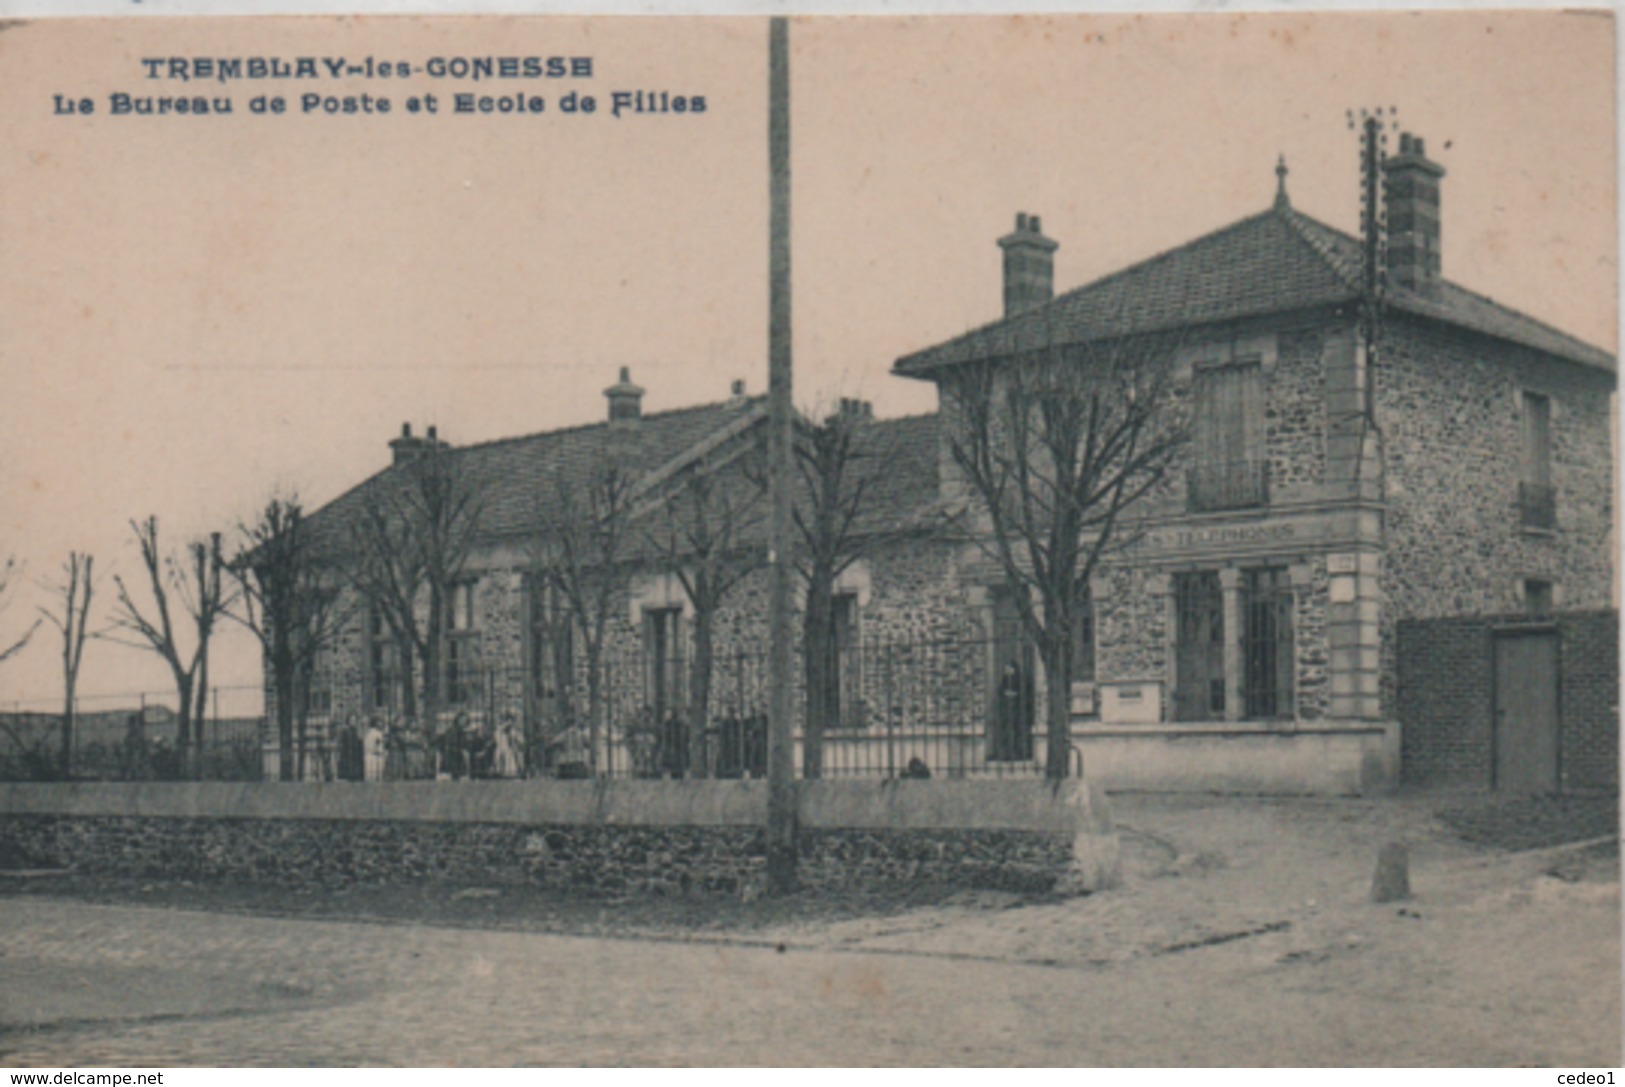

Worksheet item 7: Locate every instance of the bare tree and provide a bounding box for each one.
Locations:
[790,405,899,778]
[0,555,40,668]
[944,330,1185,779]
[347,445,486,742]
[529,459,640,776]
[38,552,96,779]
[106,518,232,779]
[644,454,767,778]
[229,494,349,782]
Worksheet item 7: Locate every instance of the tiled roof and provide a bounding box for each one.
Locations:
[894,204,1614,375]
[306,398,769,557]
[305,401,947,561]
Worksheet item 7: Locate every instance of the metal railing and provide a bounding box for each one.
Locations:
[1188,457,1270,512]
[1518,480,1557,530]
[3,637,1072,783]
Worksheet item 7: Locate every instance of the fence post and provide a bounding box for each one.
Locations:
[890,636,903,779]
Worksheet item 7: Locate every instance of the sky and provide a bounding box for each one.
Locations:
[0,11,1615,710]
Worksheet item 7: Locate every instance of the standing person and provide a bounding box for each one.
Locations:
[403,718,430,781]
[438,714,468,781]
[338,715,365,783]
[363,717,386,782]
[552,717,589,780]
[995,661,1033,763]
[383,715,408,782]
[492,711,522,779]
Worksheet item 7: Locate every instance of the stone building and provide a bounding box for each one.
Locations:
[892,136,1614,792]
[281,372,967,780]
[279,135,1612,793]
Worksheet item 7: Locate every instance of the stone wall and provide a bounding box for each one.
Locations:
[1380,317,1615,622]
[0,779,1119,896]
[1396,609,1618,790]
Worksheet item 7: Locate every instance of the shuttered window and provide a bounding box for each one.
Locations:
[1190,360,1268,510]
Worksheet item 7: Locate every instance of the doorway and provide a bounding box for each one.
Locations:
[1493,629,1559,792]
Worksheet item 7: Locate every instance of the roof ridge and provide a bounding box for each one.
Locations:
[445,393,769,456]
[1275,206,1362,293]
[1049,205,1287,307]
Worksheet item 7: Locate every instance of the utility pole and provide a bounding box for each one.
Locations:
[764,14,798,895]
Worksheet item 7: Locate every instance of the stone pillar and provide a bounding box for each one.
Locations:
[1219,567,1243,723]
[1147,572,1174,723]
[1288,563,1314,723]
[1328,551,1383,721]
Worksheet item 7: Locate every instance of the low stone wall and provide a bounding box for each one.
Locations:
[0,779,1119,897]
[1073,722,1399,796]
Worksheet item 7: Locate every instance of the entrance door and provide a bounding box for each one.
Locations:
[988,585,1035,762]
[1174,571,1225,721]
[1493,630,1559,792]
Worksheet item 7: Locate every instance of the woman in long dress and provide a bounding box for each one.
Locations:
[492,713,521,779]
[363,717,386,782]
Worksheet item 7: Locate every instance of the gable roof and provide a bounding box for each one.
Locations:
[894,203,1614,376]
[304,400,948,563]
[305,397,768,558]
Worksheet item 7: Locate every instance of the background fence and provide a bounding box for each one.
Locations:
[2,636,1058,782]
[0,685,266,783]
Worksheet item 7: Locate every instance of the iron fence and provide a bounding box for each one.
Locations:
[3,635,1063,782]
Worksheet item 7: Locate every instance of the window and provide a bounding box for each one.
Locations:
[1519,392,1555,529]
[1173,571,1225,720]
[1241,568,1295,720]
[1070,580,1096,685]
[1524,579,1554,618]
[304,648,334,718]
[831,592,864,729]
[1189,360,1268,511]
[445,580,478,706]
[527,575,574,714]
[367,606,398,712]
[644,606,687,728]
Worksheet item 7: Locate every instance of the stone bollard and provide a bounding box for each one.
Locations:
[1370,841,1411,903]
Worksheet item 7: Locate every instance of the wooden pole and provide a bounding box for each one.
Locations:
[765,14,798,895]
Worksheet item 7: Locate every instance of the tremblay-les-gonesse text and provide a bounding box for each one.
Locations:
[51,56,706,119]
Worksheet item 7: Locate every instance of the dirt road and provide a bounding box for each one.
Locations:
[1,794,1617,1065]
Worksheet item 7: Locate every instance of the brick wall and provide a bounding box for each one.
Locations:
[1397,609,1617,790]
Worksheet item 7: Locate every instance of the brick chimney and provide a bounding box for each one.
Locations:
[389,422,447,465]
[1384,132,1446,293]
[604,367,644,423]
[997,212,1058,317]
[390,422,425,465]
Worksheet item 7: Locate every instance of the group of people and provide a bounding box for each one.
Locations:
[306,712,588,782]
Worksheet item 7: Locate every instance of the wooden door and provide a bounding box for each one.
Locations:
[1493,630,1559,792]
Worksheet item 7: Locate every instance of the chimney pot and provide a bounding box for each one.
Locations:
[605,367,645,423]
[997,210,1059,317]
[402,422,412,438]
[427,425,438,442]
[731,379,745,397]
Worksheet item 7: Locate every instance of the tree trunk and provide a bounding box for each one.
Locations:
[59,681,75,781]
[275,666,296,782]
[173,673,194,781]
[688,610,714,778]
[801,579,833,780]
[585,651,603,777]
[1043,638,1072,780]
